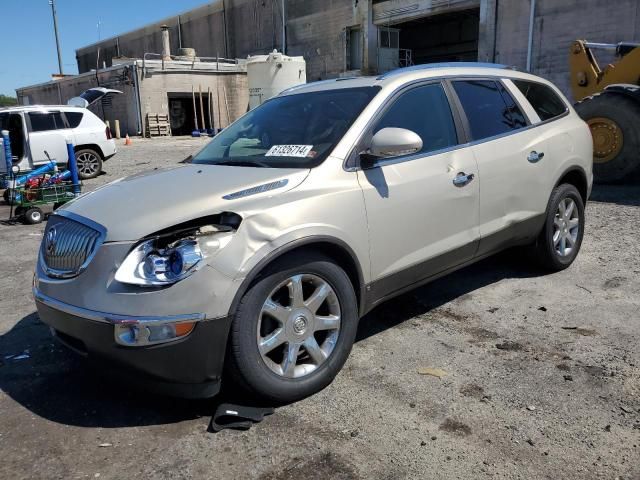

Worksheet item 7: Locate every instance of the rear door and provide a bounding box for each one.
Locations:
[449,78,548,255]
[26,111,70,166]
[356,81,480,300]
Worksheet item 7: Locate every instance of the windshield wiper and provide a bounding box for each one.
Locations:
[212,160,271,168]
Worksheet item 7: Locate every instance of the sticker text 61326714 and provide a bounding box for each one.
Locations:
[265,145,314,157]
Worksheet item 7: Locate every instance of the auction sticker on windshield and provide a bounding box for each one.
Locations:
[265,145,314,157]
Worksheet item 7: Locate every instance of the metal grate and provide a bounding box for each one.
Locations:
[41,214,104,278]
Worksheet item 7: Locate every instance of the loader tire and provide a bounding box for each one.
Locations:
[575,92,640,184]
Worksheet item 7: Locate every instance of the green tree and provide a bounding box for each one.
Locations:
[0,94,18,107]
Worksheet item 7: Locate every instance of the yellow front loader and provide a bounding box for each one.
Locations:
[570,40,640,183]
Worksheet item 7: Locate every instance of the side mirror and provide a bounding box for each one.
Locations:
[360,128,423,168]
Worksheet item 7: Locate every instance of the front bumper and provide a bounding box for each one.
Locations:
[34,287,232,398]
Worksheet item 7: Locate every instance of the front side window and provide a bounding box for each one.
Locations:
[452,80,527,140]
[513,79,568,121]
[28,112,64,132]
[373,83,458,156]
[192,86,380,168]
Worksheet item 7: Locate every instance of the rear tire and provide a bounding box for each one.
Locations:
[75,149,102,180]
[534,184,585,271]
[575,92,640,183]
[226,252,359,404]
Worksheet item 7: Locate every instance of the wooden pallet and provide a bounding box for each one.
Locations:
[146,113,171,137]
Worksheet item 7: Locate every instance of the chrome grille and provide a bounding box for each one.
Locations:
[41,214,105,278]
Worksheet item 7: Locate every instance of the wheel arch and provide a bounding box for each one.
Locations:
[74,144,104,158]
[228,236,366,318]
[555,166,589,204]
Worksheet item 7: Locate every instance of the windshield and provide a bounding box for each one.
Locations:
[192,86,380,168]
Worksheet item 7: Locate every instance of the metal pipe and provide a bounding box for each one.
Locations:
[133,63,144,136]
[207,87,212,130]
[223,85,231,125]
[49,0,64,75]
[192,85,199,131]
[199,84,205,132]
[66,140,80,195]
[222,0,229,58]
[282,0,286,54]
[161,24,171,61]
[2,130,12,174]
[584,41,640,51]
[526,0,536,71]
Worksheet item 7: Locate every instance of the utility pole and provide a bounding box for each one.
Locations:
[49,0,63,75]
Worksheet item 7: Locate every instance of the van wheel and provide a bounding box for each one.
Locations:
[75,149,102,180]
[226,252,359,404]
[534,184,585,271]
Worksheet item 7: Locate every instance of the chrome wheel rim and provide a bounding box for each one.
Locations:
[76,152,99,176]
[257,274,341,379]
[553,198,580,257]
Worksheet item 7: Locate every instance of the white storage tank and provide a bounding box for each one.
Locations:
[247,50,306,109]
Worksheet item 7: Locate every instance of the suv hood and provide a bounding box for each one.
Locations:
[60,164,310,241]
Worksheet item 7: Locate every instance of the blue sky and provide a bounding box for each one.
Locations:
[0,0,211,96]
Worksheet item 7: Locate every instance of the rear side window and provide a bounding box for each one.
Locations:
[513,80,568,121]
[64,112,82,128]
[374,83,458,155]
[28,112,64,132]
[65,111,84,128]
[452,80,527,140]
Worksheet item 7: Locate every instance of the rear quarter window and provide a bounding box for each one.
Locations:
[65,111,84,128]
[512,80,568,121]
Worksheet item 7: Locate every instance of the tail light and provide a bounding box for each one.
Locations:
[105,125,112,140]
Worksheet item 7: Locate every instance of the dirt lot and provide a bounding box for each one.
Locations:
[0,137,638,479]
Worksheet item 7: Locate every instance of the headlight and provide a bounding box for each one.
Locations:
[115,238,206,286]
[115,215,239,287]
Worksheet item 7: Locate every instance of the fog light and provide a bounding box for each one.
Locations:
[115,321,195,346]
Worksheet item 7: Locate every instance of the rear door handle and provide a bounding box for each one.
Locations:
[527,151,545,162]
[453,172,474,187]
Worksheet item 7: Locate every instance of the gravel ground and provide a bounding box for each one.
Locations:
[0,137,638,480]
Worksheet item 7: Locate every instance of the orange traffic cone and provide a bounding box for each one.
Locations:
[124,134,132,146]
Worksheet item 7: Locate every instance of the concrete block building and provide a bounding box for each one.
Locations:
[17,0,640,135]
[17,57,248,137]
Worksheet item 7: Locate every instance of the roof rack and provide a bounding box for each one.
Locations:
[377,62,512,80]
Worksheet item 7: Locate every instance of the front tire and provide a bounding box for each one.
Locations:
[75,149,102,180]
[226,252,359,404]
[534,184,585,271]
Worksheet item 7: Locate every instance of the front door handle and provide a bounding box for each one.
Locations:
[527,150,545,162]
[453,172,475,187]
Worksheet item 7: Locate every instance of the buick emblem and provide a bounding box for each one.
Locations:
[45,227,57,254]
